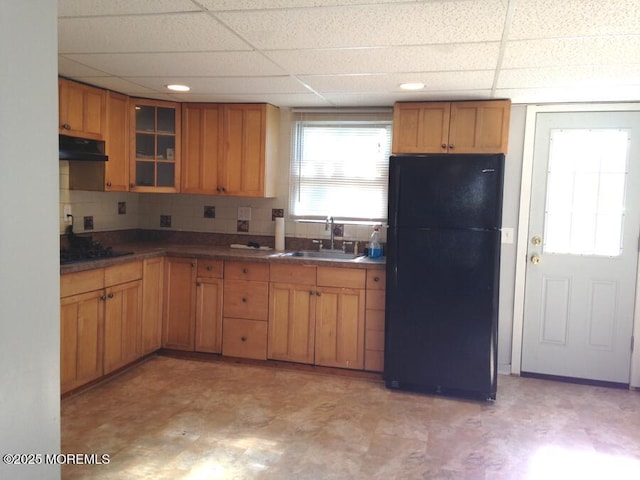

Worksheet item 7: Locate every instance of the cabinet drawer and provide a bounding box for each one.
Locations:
[223,279,269,320]
[317,267,365,289]
[61,268,105,297]
[197,259,223,278]
[105,261,143,286]
[225,261,269,281]
[270,264,316,285]
[222,318,267,360]
[366,270,386,290]
[366,290,385,310]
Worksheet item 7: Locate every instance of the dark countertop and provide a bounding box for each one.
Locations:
[60,242,386,275]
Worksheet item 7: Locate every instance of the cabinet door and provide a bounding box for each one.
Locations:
[195,277,223,353]
[392,102,450,154]
[59,77,106,140]
[130,98,181,192]
[60,289,104,393]
[141,257,164,355]
[448,100,511,154]
[222,104,267,196]
[181,103,224,194]
[162,257,196,350]
[268,283,316,364]
[104,279,143,374]
[315,287,365,370]
[104,91,130,191]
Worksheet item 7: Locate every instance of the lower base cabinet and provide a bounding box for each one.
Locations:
[103,278,142,374]
[140,257,164,355]
[195,259,224,353]
[222,317,268,360]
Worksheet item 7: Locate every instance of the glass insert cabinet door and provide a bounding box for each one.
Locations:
[130,99,181,191]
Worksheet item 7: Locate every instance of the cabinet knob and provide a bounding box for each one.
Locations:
[129,183,135,189]
[107,293,114,299]
[449,144,454,149]
[242,268,248,274]
[191,263,195,268]
[197,282,201,287]
[309,290,314,296]
[241,297,247,303]
[61,123,71,130]
[100,294,107,301]
[316,291,321,296]
[206,266,213,271]
[106,181,112,187]
[241,336,247,342]
[374,276,380,282]
[216,187,222,193]
[221,187,227,193]
[441,143,447,149]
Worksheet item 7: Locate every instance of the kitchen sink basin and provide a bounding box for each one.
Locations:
[280,250,360,260]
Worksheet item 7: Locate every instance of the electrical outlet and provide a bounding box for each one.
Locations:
[238,206,251,221]
[501,227,514,244]
[63,204,72,224]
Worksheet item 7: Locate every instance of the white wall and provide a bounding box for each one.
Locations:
[0,2,60,479]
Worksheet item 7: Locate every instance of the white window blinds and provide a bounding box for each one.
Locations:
[289,109,392,222]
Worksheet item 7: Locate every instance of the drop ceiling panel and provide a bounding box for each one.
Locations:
[58,56,108,77]
[496,86,640,104]
[510,0,640,39]
[199,0,410,10]
[126,76,311,95]
[216,1,507,50]
[503,37,640,69]
[58,13,250,54]
[324,89,493,106]
[168,93,332,107]
[265,43,501,75]
[63,52,287,77]
[498,65,640,89]
[301,71,495,93]
[58,0,200,16]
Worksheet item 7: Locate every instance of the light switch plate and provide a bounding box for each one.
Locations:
[501,227,514,244]
[238,206,251,221]
[63,204,72,224]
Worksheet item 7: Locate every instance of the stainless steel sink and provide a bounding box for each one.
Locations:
[280,250,359,260]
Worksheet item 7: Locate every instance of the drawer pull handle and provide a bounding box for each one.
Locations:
[242,297,247,303]
[241,336,247,342]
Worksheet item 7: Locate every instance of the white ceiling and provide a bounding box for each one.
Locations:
[58,0,640,107]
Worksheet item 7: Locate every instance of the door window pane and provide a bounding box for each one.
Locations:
[544,129,629,256]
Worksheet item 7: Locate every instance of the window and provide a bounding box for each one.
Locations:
[544,128,629,256]
[289,109,392,222]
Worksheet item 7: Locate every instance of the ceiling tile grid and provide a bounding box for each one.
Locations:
[57,0,640,106]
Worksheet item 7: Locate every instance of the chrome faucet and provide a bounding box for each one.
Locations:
[326,216,335,250]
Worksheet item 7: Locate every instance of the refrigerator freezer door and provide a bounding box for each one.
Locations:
[384,227,499,398]
[388,154,505,230]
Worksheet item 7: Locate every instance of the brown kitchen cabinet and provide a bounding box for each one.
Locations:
[141,257,164,355]
[268,264,317,364]
[58,77,106,140]
[68,90,130,192]
[181,103,224,195]
[222,261,269,359]
[314,267,366,370]
[181,103,279,197]
[60,261,143,393]
[162,257,197,350]
[130,98,181,192]
[392,100,511,154]
[364,269,385,372]
[195,259,224,353]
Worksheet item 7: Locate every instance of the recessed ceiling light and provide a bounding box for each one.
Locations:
[400,82,425,91]
[166,84,190,92]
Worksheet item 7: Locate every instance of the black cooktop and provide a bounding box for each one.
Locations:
[60,225,133,265]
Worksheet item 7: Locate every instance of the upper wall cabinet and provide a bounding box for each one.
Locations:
[392,100,511,155]
[130,98,181,193]
[181,103,279,197]
[58,77,106,140]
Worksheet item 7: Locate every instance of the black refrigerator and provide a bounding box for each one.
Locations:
[384,154,504,401]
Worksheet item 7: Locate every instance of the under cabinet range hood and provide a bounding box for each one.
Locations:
[59,135,108,162]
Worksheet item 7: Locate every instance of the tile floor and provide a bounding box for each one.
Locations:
[61,356,640,479]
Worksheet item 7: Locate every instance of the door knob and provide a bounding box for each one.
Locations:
[531,235,542,246]
[530,254,541,265]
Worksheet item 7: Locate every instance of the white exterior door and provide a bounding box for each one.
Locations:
[521,111,640,384]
